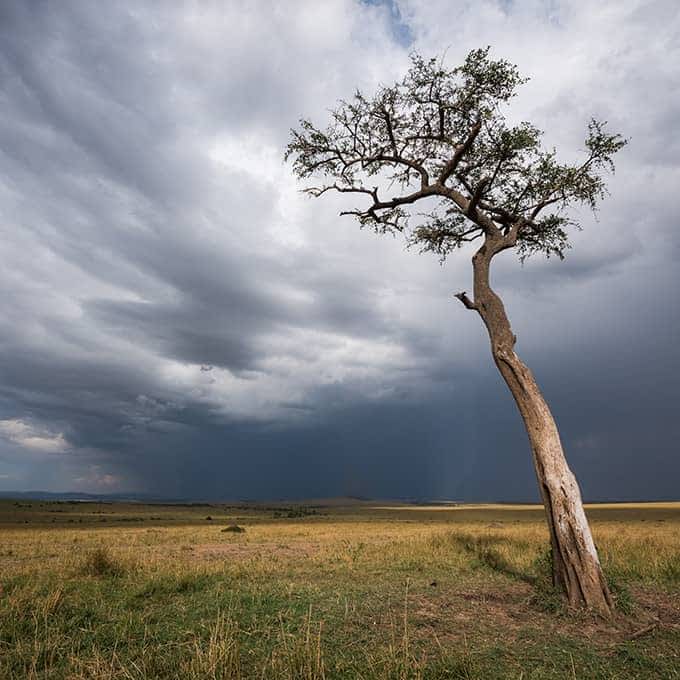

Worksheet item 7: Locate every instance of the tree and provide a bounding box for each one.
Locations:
[286,48,626,617]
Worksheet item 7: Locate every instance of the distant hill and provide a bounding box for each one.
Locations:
[0,490,169,503]
[0,490,674,505]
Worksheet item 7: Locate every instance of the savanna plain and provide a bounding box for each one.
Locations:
[0,499,678,679]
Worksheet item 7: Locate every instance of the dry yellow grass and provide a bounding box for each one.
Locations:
[0,500,678,678]
[2,503,678,581]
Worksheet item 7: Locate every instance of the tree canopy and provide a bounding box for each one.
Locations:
[286,48,626,262]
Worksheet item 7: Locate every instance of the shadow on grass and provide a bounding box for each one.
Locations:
[453,536,638,616]
[450,532,537,584]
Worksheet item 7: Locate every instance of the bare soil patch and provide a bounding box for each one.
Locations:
[410,580,680,650]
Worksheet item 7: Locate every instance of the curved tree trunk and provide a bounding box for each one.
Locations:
[461,237,613,617]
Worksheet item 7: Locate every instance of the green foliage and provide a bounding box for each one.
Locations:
[286,48,626,262]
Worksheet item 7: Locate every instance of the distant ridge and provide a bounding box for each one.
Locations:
[0,490,171,503]
[0,490,676,504]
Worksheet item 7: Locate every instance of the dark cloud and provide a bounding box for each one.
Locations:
[0,1,677,500]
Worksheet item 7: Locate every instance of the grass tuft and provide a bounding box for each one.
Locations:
[607,574,635,616]
[80,546,126,577]
[266,608,326,680]
[529,548,567,614]
[182,611,242,679]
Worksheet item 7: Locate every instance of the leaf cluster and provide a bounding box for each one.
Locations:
[286,47,626,261]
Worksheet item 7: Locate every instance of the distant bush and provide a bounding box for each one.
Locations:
[272,506,319,519]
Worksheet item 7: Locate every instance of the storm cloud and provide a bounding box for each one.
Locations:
[0,0,678,500]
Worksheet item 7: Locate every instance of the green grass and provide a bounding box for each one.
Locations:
[0,500,678,678]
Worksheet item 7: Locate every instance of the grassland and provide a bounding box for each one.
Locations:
[0,499,678,679]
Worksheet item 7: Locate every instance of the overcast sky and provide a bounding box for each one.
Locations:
[0,0,678,501]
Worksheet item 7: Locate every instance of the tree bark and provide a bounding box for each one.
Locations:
[463,236,613,617]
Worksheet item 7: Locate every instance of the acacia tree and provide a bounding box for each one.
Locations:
[286,48,625,616]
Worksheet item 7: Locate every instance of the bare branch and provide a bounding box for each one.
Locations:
[340,184,440,224]
[381,107,399,157]
[306,183,378,202]
[454,291,478,310]
[368,154,429,188]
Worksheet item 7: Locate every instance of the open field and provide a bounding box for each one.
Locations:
[0,500,678,679]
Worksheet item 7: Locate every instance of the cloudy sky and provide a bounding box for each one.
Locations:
[0,0,678,501]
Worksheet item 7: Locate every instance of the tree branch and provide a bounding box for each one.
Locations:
[381,107,399,157]
[306,183,378,201]
[438,119,483,184]
[454,291,478,310]
[466,177,490,218]
[340,184,439,222]
[504,218,525,247]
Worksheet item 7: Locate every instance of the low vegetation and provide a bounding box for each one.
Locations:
[0,500,678,678]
